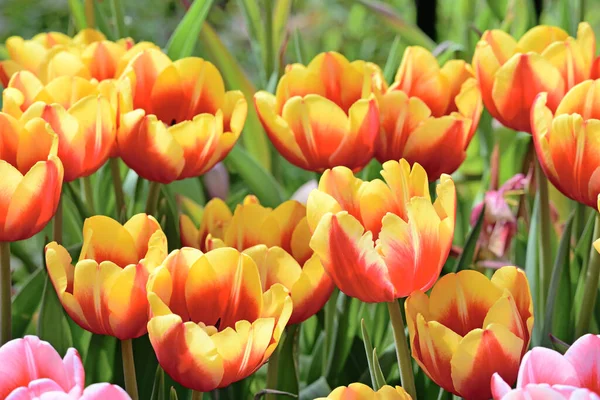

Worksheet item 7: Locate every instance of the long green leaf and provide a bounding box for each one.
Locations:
[276,324,300,396]
[453,204,486,272]
[358,0,436,50]
[166,0,215,60]
[150,365,166,400]
[200,23,272,171]
[84,334,117,385]
[169,388,179,400]
[224,145,285,207]
[361,319,386,390]
[383,35,402,83]
[38,273,73,356]
[371,348,387,389]
[273,0,293,56]
[298,377,331,400]
[12,268,44,338]
[541,210,574,346]
[526,192,542,347]
[68,0,88,30]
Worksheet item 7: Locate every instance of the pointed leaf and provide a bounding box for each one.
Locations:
[166,0,215,60]
[453,204,486,272]
[276,324,300,396]
[372,348,387,389]
[12,268,44,338]
[38,272,73,356]
[150,365,166,400]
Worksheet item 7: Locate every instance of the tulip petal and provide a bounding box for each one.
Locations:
[80,216,138,267]
[289,254,334,324]
[380,159,430,221]
[309,212,394,302]
[290,217,313,266]
[564,334,600,393]
[80,383,131,400]
[451,324,524,400]
[491,372,513,399]
[517,347,580,387]
[180,214,201,248]
[517,26,569,53]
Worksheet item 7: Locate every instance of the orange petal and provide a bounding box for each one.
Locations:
[0,112,20,168]
[274,64,326,113]
[269,200,307,253]
[121,49,172,112]
[289,253,334,324]
[517,25,569,54]
[80,215,138,267]
[290,217,313,265]
[81,41,126,81]
[197,197,233,251]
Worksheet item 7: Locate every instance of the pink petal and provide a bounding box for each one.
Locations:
[553,385,600,400]
[62,349,85,396]
[0,336,73,399]
[492,372,513,399]
[502,384,567,400]
[517,348,581,387]
[80,383,131,400]
[564,334,600,393]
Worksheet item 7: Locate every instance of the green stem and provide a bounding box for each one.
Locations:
[109,0,127,38]
[83,176,96,215]
[191,391,203,400]
[109,158,127,222]
[265,344,280,400]
[84,0,95,28]
[121,339,139,400]
[263,0,275,81]
[535,159,552,322]
[53,197,63,243]
[387,300,417,399]
[576,212,600,337]
[0,242,11,345]
[145,181,161,216]
[322,288,338,375]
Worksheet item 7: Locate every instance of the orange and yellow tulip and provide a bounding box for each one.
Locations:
[0,29,109,86]
[472,23,595,133]
[180,195,333,324]
[3,71,122,181]
[0,113,63,242]
[306,159,456,303]
[44,214,168,339]
[405,266,533,400]
[531,79,600,208]
[146,247,292,392]
[254,52,380,172]
[117,49,247,183]
[316,383,412,399]
[377,47,482,180]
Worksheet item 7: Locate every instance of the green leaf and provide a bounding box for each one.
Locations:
[84,334,117,385]
[382,35,403,84]
[526,191,542,347]
[165,0,215,60]
[276,324,300,396]
[68,0,88,30]
[200,23,272,171]
[361,319,386,390]
[292,28,307,64]
[298,377,331,400]
[273,0,293,57]
[150,365,166,400]
[12,268,44,338]
[109,0,127,38]
[453,204,486,272]
[541,210,574,346]
[358,0,436,50]
[169,387,179,400]
[93,0,116,40]
[38,272,73,356]
[224,145,285,207]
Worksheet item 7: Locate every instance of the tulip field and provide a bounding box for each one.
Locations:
[3,0,600,399]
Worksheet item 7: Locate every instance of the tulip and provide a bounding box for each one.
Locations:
[472,23,595,132]
[316,383,412,399]
[306,159,456,303]
[117,49,247,183]
[180,195,333,324]
[254,51,381,172]
[491,334,600,399]
[44,214,168,339]
[146,247,293,392]
[3,71,122,182]
[376,46,483,180]
[405,266,533,400]
[471,173,528,260]
[0,336,130,399]
[0,112,63,242]
[0,29,107,86]
[531,79,600,208]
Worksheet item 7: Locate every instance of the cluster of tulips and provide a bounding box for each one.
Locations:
[0,15,600,400]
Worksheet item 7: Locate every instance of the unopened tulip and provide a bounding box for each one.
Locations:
[0,336,130,399]
[0,29,107,86]
[254,52,381,172]
[3,71,123,181]
[116,49,247,183]
[473,23,595,132]
[316,383,412,399]
[44,214,168,339]
[146,247,293,391]
[405,266,533,400]
[0,112,63,241]
[306,159,455,302]
[531,79,600,208]
[180,195,333,324]
[377,46,483,180]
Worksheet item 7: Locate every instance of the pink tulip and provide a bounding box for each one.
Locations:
[491,334,600,399]
[0,336,130,400]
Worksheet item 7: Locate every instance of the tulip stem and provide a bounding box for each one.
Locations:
[145,181,161,216]
[265,345,280,399]
[121,339,139,400]
[387,299,417,400]
[110,158,127,222]
[575,212,600,338]
[191,391,203,400]
[0,242,11,345]
[53,197,63,243]
[83,176,96,215]
[535,159,552,322]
